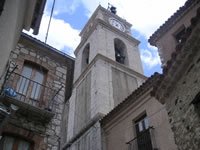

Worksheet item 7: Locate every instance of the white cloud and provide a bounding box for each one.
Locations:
[25,0,186,68]
[74,0,185,71]
[78,0,186,38]
[140,48,161,69]
[147,43,157,51]
[44,0,186,39]
[24,14,80,56]
[45,0,81,15]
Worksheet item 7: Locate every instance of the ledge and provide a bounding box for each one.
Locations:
[73,54,146,87]
[0,95,55,122]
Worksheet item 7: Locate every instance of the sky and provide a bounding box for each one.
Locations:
[25,0,187,77]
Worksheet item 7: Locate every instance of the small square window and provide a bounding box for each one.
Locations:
[173,25,186,43]
[192,92,200,105]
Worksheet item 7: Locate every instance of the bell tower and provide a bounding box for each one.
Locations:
[64,5,146,150]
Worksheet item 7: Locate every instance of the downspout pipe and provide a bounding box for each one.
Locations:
[33,0,47,35]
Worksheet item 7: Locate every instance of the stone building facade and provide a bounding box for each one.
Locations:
[149,0,200,65]
[0,33,74,150]
[149,0,200,149]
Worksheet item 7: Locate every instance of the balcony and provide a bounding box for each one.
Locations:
[126,127,158,150]
[0,70,60,122]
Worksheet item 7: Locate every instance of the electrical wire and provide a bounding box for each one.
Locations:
[45,0,56,43]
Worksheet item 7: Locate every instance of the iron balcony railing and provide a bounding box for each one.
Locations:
[1,70,60,112]
[126,127,157,150]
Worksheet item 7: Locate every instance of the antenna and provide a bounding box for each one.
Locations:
[45,0,56,43]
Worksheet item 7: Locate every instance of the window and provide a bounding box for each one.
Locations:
[173,25,186,43]
[192,91,200,104]
[0,135,33,150]
[135,115,153,150]
[135,115,149,133]
[114,38,128,65]
[192,91,200,115]
[81,43,90,71]
[15,61,47,107]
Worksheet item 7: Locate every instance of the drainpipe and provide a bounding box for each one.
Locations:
[32,0,47,35]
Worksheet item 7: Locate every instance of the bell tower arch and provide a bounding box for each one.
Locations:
[114,38,128,65]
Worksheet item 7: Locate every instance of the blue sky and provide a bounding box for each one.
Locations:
[26,0,187,77]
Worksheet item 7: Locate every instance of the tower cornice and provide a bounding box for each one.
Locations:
[73,53,146,88]
[79,5,132,37]
[74,18,140,56]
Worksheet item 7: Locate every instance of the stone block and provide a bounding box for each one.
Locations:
[48,60,57,67]
[54,81,61,85]
[30,51,36,57]
[54,83,61,89]
[55,126,61,136]
[56,67,67,74]
[60,78,66,84]
[12,54,18,59]
[52,146,58,150]
[59,90,65,97]
[14,49,20,54]
[57,114,62,120]
[18,43,24,48]
[46,129,55,136]
[63,75,66,80]
[20,48,29,54]
[56,108,63,113]
[47,136,58,146]
[52,119,61,126]
[43,57,47,62]
[56,71,63,78]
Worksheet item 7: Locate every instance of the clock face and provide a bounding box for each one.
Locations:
[109,18,125,32]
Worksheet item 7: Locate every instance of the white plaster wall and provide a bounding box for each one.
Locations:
[102,96,177,150]
[74,23,144,83]
[67,90,76,141]
[94,59,114,116]
[67,122,101,150]
[94,25,143,74]
[73,50,82,82]
[0,0,27,83]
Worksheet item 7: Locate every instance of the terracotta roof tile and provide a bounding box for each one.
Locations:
[148,0,199,46]
[152,7,200,103]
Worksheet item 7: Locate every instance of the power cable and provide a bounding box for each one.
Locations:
[45,0,56,43]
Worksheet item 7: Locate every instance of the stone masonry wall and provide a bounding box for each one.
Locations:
[165,31,200,150]
[3,41,68,150]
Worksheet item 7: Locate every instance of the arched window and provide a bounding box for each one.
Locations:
[81,43,90,71]
[114,38,128,65]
